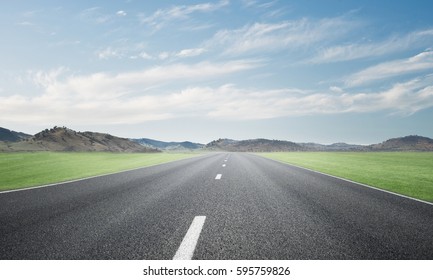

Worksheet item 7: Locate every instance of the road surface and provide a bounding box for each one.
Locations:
[0,152,432,259]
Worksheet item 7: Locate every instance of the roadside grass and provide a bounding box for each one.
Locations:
[0,152,201,191]
[259,152,433,203]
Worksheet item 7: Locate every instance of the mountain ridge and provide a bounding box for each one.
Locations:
[1,126,433,152]
[205,138,305,152]
[0,127,32,142]
[369,135,433,151]
[0,126,158,153]
[132,138,204,151]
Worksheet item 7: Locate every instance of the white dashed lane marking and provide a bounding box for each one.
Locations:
[173,216,206,260]
[215,174,222,180]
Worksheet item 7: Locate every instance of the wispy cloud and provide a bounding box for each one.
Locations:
[310,29,433,64]
[116,10,127,17]
[175,48,206,58]
[205,16,357,56]
[95,42,151,60]
[17,21,35,26]
[2,67,433,126]
[0,61,258,124]
[22,9,44,18]
[59,60,258,89]
[137,51,153,60]
[158,52,170,60]
[30,67,69,88]
[242,0,259,7]
[257,1,278,9]
[188,76,433,119]
[343,75,433,115]
[345,50,433,87]
[98,46,206,61]
[79,7,111,24]
[96,47,124,59]
[140,0,229,30]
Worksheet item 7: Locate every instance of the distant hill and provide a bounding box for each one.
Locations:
[369,135,433,151]
[0,126,159,152]
[2,126,433,153]
[204,136,433,152]
[132,138,204,151]
[298,142,366,151]
[205,138,305,152]
[0,127,32,142]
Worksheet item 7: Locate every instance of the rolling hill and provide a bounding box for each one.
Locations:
[132,138,204,151]
[369,135,433,151]
[0,127,32,142]
[1,126,433,152]
[0,127,158,153]
[205,138,305,152]
[204,136,433,152]
[298,142,365,151]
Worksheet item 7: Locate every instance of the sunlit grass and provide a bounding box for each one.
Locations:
[0,152,200,191]
[259,152,433,202]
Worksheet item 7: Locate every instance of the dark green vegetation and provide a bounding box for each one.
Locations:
[260,152,433,202]
[0,152,200,191]
[132,138,205,150]
[0,127,31,142]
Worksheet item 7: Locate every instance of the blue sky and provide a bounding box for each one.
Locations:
[1,0,433,144]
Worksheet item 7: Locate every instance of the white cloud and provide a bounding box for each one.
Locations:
[96,47,123,59]
[140,0,229,29]
[95,42,151,60]
[179,23,215,31]
[257,1,278,9]
[344,76,433,115]
[0,60,259,125]
[62,60,257,89]
[345,50,433,87]
[329,86,344,93]
[2,67,433,126]
[175,48,206,58]
[138,51,153,60]
[205,17,357,56]
[30,67,68,88]
[95,44,206,61]
[310,28,433,64]
[158,52,170,60]
[204,76,433,118]
[116,10,127,17]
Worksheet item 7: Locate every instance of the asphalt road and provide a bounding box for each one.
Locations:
[0,152,432,260]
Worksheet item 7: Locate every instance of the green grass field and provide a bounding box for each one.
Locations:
[260,152,433,203]
[0,152,201,191]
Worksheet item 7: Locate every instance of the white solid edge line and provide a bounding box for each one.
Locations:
[215,174,222,180]
[0,153,210,195]
[173,216,206,260]
[259,155,433,207]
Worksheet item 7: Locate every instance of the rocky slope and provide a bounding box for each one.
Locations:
[1,127,159,152]
[369,135,433,151]
[205,138,305,152]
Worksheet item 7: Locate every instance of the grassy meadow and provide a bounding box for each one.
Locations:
[260,152,433,203]
[0,152,200,191]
